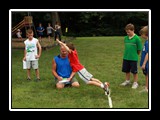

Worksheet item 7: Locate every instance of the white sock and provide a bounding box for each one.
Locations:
[126,80,130,82]
[100,83,104,88]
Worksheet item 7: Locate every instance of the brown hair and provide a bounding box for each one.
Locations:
[125,23,135,31]
[26,28,33,34]
[66,42,75,50]
[139,26,148,36]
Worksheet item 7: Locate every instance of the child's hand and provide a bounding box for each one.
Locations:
[67,77,72,81]
[23,57,26,61]
[141,64,146,70]
[35,55,40,59]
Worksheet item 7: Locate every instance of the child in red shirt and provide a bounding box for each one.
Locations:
[56,39,110,95]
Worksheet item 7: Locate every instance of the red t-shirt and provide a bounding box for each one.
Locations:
[68,49,84,72]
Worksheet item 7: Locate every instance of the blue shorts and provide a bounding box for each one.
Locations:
[38,32,43,37]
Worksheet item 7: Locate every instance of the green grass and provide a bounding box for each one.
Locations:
[11,36,149,110]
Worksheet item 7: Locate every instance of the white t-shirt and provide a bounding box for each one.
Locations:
[24,38,38,61]
[16,31,21,38]
[55,25,61,31]
[47,26,53,34]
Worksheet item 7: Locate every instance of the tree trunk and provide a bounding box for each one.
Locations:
[51,12,62,36]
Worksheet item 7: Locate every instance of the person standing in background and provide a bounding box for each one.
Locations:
[37,23,45,42]
[46,23,54,42]
[16,29,22,40]
[54,21,61,41]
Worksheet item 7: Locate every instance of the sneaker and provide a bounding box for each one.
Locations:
[105,89,111,96]
[139,87,148,93]
[27,77,31,81]
[35,78,40,82]
[103,82,110,95]
[120,80,130,86]
[132,82,138,89]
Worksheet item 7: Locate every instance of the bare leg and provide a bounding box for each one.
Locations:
[126,72,130,81]
[56,83,65,89]
[133,73,138,82]
[146,74,148,89]
[87,80,102,87]
[35,69,40,79]
[72,82,80,87]
[48,36,51,42]
[27,69,31,79]
[39,37,41,42]
[86,78,110,93]
[90,78,103,84]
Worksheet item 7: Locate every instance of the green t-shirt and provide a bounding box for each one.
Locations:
[123,34,142,61]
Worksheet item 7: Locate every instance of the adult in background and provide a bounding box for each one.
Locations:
[46,23,54,42]
[54,21,61,41]
[16,29,22,40]
[36,23,45,42]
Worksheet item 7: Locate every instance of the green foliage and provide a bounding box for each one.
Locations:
[12,12,148,37]
[11,37,149,110]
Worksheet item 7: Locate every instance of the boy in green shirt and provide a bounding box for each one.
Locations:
[120,23,142,89]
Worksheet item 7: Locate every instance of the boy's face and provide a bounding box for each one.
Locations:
[141,34,148,40]
[126,30,134,37]
[27,33,33,40]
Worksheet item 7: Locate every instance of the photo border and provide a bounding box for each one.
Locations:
[9,9,151,111]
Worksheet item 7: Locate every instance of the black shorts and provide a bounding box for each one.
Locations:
[47,33,52,37]
[38,33,43,37]
[122,59,138,74]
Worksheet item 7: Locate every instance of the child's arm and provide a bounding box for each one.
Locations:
[35,41,42,59]
[141,53,148,70]
[68,71,76,81]
[23,49,26,61]
[56,39,71,53]
[51,27,55,31]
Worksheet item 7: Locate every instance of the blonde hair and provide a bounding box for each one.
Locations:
[139,26,148,36]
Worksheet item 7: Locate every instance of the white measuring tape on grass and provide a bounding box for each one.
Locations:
[58,78,70,84]
[105,90,113,108]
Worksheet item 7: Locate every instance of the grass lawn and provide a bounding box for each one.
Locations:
[10,36,149,110]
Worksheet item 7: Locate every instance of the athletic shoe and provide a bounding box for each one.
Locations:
[27,77,31,81]
[35,78,40,82]
[139,87,148,93]
[105,89,111,96]
[103,82,110,95]
[120,80,130,86]
[132,82,138,89]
